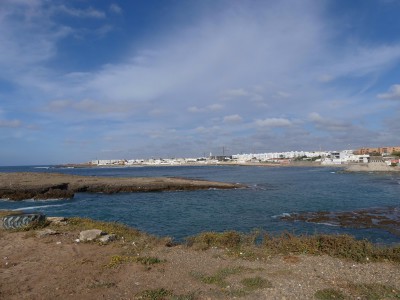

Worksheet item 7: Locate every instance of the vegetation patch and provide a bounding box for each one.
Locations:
[107,255,165,268]
[136,288,173,300]
[241,276,272,291]
[262,233,400,263]
[88,281,116,289]
[187,230,400,263]
[314,288,345,300]
[347,283,400,299]
[186,231,242,250]
[191,266,246,288]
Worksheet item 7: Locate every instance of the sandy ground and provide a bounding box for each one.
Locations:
[0,222,399,300]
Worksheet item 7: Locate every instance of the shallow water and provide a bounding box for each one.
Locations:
[0,165,399,244]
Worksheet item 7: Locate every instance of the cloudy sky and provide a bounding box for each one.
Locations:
[1,0,400,165]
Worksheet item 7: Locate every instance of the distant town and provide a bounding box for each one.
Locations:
[89,146,400,167]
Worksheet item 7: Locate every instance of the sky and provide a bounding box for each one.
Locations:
[1,0,400,165]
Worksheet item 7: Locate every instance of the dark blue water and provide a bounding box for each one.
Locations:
[1,165,399,244]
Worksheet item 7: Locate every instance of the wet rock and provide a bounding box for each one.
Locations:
[79,229,105,242]
[280,207,400,236]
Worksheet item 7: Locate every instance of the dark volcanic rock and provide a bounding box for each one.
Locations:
[280,207,400,236]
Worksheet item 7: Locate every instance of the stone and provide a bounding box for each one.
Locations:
[79,229,105,242]
[99,234,117,243]
[47,217,68,225]
[36,229,58,238]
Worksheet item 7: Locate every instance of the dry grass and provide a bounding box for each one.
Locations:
[107,255,165,268]
[187,230,400,263]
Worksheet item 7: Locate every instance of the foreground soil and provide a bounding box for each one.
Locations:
[0,220,399,299]
[0,172,242,200]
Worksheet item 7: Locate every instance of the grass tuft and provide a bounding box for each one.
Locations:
[241,276,272,290]
[187,230,400,263]
[191,266,246,288]
[314,288,345,300]
[347,283,400,299]
[107,255,164,268]
[137,288,173,300]
[186,231,242,250]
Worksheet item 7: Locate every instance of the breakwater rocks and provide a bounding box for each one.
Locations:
[0,172,243,201]
[345,162,400,172]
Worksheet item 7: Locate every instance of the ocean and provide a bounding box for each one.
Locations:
[0,165,399,244]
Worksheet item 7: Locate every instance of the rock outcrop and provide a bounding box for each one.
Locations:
[0,172,244,201]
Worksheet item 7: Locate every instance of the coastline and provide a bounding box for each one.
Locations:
[0,172,243,201]
[0,216,399,299]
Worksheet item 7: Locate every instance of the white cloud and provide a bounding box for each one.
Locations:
[223,114,243,123]
[188,106,204,113]
[55,5,106,19]
[255,118,292,127]
[188,104,223,113]
[309,112,352,132]
[377,84,400,100]
[275,91,291,98]
[221,88,250,99]
[2,0,400,163]
[110,4,122,14]
[0,119,22,128]
[208,104,223,111]
[318,74,334,83]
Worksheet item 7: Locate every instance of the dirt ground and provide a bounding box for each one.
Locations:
[0,220,399,300]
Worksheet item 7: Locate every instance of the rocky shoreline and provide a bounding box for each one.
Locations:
[0,172,243,201]
[345,162,400,172]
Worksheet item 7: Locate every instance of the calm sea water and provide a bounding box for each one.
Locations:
[1,165,399,244]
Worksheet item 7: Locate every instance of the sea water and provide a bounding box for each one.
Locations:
[0,165,399,244]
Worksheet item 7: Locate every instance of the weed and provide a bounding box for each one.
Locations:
[107,255,164,268]
[314,288,345,300]
[170,292,197,300]
[347,283,400,299]
[186,231,242,250]
[241,276,272,290]
[262,233,400,263]
[137,288,173,300]
[191,266,245,288]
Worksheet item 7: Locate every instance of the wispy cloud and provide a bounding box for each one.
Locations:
[255,118,292,127]
[223,114,242,123]
[377,84,400,100]
[109,3,122,14]
[0,119,22,128]
[54,5,106,19]
[1,0,400,163]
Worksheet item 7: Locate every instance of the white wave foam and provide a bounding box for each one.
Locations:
[13,203,68,211]
[315,222,340,227]
[271,212,291,219]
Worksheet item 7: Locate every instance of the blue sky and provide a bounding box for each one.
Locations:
[1,0,400,165]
